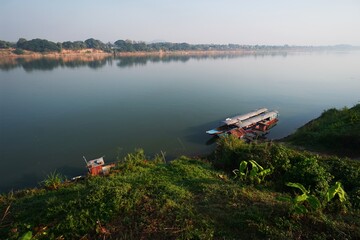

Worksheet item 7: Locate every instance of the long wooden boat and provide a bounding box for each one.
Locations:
[206,108,268,135]
[206,109,279,140]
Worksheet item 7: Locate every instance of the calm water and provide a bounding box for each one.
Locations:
[0,52,359,192]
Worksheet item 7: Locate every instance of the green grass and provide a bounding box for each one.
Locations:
[1,145,359,239]
[284,104,360,157]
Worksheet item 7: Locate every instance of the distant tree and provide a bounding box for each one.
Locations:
[16,38,61,52]
[16,38,27,48]
[85,38,107,50]
[62,41,87,50]
[62,41,73,49]
[114,39,136,52]
[57,42,62,51]
[133,41,149,51]
[0,40,14,49]
[114,40,126,49]
[74,41,87,49]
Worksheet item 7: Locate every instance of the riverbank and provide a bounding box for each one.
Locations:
[0,47,327,59]
[283,104,360,158]
[1,106,359,239]
[0,48,112,58]
[1,144,359,239]
[0,49,283,71]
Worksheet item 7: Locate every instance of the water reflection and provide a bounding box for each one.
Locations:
[0,56,111,71]
[0,52,291,71]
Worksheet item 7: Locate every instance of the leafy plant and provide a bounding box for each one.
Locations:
[283,181,348,215]
[284,182,321,214]
[233,160,271,184]
[233,160,248,181]
[41,171,64,190]
[325,181,347,203]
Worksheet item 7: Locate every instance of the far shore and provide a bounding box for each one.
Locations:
[0,48,316,59]
[0,48,112,58]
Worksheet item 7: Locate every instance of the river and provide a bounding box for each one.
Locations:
[0,51,359,192]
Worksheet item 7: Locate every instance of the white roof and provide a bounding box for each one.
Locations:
[222,108,268,125]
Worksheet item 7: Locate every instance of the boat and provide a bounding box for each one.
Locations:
[70,156,116,181]
[235,111,279,130]
[206,109,279,140]
[83,156,116,176]
[206,108,268,135]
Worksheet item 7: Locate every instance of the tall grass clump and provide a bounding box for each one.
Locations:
[41,171,64,190]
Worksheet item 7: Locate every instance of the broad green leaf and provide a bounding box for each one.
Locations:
[307,195,321,210]
[258,168,271,177]
[239,161,248,173]
[294,194,308,203]
[249,166,259,177]
[326,181,347,203]
[277,196,292,202]
[249,160,264,171]
[19,231,33,240]
[294,205,308,214]
[337,187,347,203]
[286,182,309,194]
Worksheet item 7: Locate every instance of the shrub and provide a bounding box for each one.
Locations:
[320,156,360,209]
[13,48,24,55]
[284,156,332,195]
[213,135,248,170]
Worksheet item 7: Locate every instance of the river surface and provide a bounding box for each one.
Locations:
[0,51,359,192]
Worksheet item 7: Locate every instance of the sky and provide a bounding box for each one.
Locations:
[1,0,359,45]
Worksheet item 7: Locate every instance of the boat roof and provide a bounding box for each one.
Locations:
[222,108,268,125]
[236,111,278,128]
[87,157,105,167]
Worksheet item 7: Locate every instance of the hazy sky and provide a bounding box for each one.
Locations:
[1,0,359,45]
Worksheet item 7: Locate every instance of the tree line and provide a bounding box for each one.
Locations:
[0,38,358,54]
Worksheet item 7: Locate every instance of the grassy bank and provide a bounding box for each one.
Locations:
[284,104,360,157]
[1,141,359,239]
[1,105,360,239]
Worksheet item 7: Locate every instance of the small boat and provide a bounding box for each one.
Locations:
[83,156,116,176]
[206,108,268,135]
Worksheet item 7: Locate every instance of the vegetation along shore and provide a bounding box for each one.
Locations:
[0,104,359,239]
[1,38,358,58]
